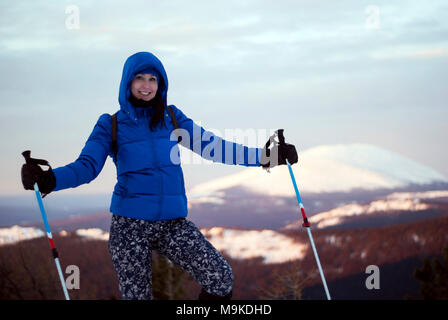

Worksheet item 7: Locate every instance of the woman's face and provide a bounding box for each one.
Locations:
[131,73,158,101]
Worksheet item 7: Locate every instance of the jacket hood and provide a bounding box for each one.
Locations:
[118,52,169,121]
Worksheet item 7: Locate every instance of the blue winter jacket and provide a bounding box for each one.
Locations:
[52,52,263,221]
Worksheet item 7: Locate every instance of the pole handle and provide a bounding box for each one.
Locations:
[22,150,51,168]
[276,129,285,145]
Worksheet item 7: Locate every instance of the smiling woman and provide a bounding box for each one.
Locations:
[126,66,167,131]
[131,73,158,101]
[20,51,298,301]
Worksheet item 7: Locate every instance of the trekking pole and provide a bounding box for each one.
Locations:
[22,151,70,300]
[276,131,331,300]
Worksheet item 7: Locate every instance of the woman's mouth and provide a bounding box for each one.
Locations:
[139,91,151,96]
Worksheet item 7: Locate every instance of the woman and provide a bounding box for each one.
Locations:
[21,51,298,300]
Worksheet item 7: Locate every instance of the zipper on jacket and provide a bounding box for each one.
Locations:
[147,120,163,220]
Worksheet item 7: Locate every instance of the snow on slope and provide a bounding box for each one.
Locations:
[72,227,308,264]
[76,228,109,241]
[0,225,45,245]
[284,190,448,230]
[189,144,447,199]
[201,227,307,264]
[0,225,306,264]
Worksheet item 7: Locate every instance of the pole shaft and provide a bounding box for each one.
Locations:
[34,183,70,300]
[285,161,331,300]
[306,228,331,300]
[54,257,70,300]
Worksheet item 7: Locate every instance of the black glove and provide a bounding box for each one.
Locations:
[261,129,298,169]
[21,151,56,198]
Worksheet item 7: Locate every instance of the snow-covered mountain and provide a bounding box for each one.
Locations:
[188,144,447,199]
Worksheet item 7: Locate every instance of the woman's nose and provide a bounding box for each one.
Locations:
[141,80,151,89]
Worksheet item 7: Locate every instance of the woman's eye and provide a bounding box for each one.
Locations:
[150,77,156,82]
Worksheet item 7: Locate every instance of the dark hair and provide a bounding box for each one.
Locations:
[149,91,167,131]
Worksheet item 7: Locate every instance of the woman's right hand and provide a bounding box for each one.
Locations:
[21,152,56,197]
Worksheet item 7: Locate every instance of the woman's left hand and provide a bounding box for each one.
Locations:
[261,134,298,170]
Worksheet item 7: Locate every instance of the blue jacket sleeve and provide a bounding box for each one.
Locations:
[52,113,112,191]
[170,105,262,167]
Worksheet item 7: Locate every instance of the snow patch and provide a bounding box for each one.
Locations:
[76,228,109,241]
[325,235,343,247]
[0,225,45,246]
[306,190,440,229]
[201,227,307,264]
[410,233,426,245]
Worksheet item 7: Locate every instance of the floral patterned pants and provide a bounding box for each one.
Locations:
[108,214,234,300]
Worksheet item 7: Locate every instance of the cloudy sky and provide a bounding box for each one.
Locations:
[1,0,447,196]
